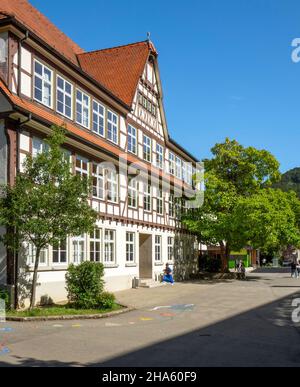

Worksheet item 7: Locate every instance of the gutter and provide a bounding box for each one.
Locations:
[168,137,199,163]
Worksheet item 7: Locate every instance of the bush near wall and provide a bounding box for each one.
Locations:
[65,261,115,309]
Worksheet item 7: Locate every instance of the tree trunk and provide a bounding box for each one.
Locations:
[220,242,230,273]
[29,247,41,310]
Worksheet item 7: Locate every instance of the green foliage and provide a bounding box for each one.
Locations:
[272,167,300,198]
[98,291,116,309]
[0,125,98,308]
[65,261,105,309]
[199,254,222,272]
[0,288,10,310]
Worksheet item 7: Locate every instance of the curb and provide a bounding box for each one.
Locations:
[5,306,134,322]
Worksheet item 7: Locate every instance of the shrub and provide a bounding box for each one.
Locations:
[39,295,54,307]
[0,288,10,311]
[98,292,116,309]
[199,254,222,272]
[65,261,105,309]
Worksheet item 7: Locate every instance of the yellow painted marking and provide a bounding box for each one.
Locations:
[140,317,154,321]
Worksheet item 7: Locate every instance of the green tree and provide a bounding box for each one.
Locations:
[183,138,282,271]
[0,125,97,309]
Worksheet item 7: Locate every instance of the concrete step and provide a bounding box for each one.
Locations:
[138,279,164,288]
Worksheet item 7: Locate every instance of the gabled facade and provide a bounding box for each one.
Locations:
[0,0,199,304]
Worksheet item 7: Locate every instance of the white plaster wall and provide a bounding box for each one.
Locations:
[0,120,7,285]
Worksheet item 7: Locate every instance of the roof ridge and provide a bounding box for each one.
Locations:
[78,40,150,56]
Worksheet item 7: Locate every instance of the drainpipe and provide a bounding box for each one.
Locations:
[13,113,32,309]
[17,31,29,97]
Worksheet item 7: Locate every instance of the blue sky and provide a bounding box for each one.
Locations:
[30,0,300,172]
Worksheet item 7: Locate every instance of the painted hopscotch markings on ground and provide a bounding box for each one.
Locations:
[150,304,195,312]
[52,324,64,328]
[140,317,154,321]
[0,327,14,332]
[71,324,82,328]
[0,347,10,355]
[105,322,122,327]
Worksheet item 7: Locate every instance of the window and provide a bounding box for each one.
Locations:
[143,135,151,162]
[144,183,152,212]
[107,110,118,144]
[34,60,52,107]
[75,156,89,179]
[155,235,162,262]
[128,125,137,154]
[104,230,116,264]
[27,243,48,266]
[32,137,49,157]
[182,161,186,182]
[156,143,164,169]
[56,75,72,119]
[152,104,156,117]
[92,163,104,199]
[175,156,182,179]
[157,189,163,215]
[147,100,152,112]
[128,178,138,208]
[53,240,67,265]
[138,93,143,105]
[168,237,174,261]
[76,89,90,128]
[90,228,101,262]
[126,232,135,263]
[143,96,147,109]
[106,169,118,203]
[72,235,85,264]
[169,194,175,218]
[92,101,105,137]
[187,163,193,185]
[169,152,175,175]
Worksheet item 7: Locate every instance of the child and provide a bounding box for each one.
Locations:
[162,263,174,285]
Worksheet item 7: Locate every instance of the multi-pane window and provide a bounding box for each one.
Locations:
[104,230,116,263]
[156,144,164,169]
[128,125,137,154]
[106,169,118,203]
[92,101,105,137]
[169,194,175,218]
[26,243,48,266]
[34,60,52,107]
[92,163,104,199]
[75,156,89,179]
[168,237,174,261]
[76,89,90,128]
[56,75,72,119]
[90,228,101,262]
[175,156,182,179]
[126,232,135,263]
[152,104,156,117]
[144,183,152,212]
[187,163,193,185]
[52,240,67,265]
[32,137,49,157]
[169,152,175,175]
[107,110,118,144]
[181,161,186,182]
[155,235,162,262]
[128,178,138,208]
[143,135,151,162]
[157,189,163,215]
[72,235,85,264]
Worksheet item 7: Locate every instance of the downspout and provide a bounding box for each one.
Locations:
[13,113,32,309]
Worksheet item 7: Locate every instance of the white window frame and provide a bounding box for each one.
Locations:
[26,242,48,267]
[175,156,182,179]
[90,228,102,262]
[168,236,174,262]
[52,240,68,265]
[157,188,163,215]
[72,235,86,264]
[169,152,175,175]
[76,89,90,129]
[92,100,105,137]
[143,135,151,163]
[107,110,118,144]
[56,75,73,119]
[104,229,116,264]
[155,235,162,262]
[144,183,152,212]
[156,143,164,170]
[187,163,193,185]
[169,194,175,218]
[92,163,104,200]
[126,232,135,263]
[106,169,118,203]
[75,156,89,179]
[182,161,186,182]
[32,137,49,157]
[128,178,138,209]
[128,124,137,154]
[33,59,53,108]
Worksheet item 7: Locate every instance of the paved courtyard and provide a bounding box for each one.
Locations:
[1,269,300,367]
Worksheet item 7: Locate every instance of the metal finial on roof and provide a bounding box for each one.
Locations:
[147,32,151,42]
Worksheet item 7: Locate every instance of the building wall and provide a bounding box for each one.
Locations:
[0,119,7,285]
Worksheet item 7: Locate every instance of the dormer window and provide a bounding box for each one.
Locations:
[34,60,52,108]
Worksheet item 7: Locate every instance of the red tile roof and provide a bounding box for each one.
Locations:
[78,41,157,106]
[0,0,84,65]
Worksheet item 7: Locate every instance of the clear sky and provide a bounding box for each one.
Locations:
[30,0,300,172]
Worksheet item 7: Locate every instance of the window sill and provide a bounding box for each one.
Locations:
[154,262,164,266]
[104,264,119,269]
[125,263,137,267]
